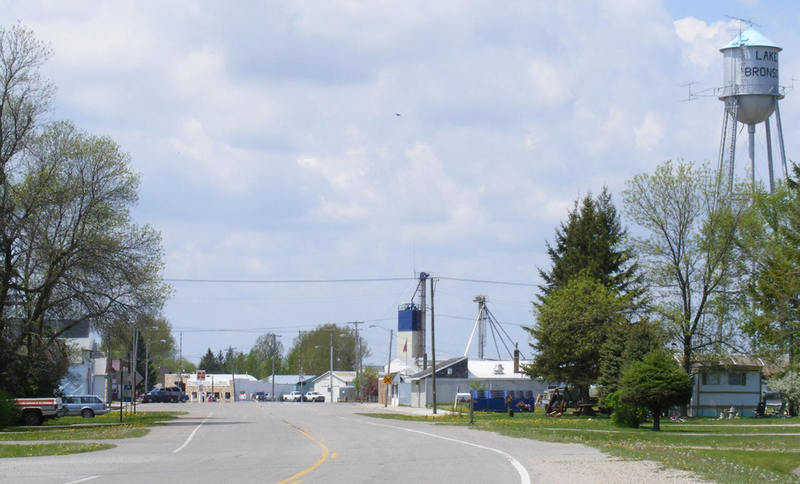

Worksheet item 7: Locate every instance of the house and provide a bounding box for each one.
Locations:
[311,371,356,403]
[689,355,765,417]
[401,357,549,408]
[57,319,111,400]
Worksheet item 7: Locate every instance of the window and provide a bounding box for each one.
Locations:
[728,372,746,386]
[702,372,720,385]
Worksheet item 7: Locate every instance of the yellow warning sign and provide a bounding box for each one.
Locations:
[383,375,393,385]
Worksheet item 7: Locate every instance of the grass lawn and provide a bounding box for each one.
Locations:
[364,411,800,483]
[0,411,181,441]
[0,443,115,458]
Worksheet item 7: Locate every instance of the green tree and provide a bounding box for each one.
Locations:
[223,346,247,375]
[245,333,284,379]
[538,188,643,302]
[101,314,176,391]
[529,190,643,396]
[597,320,663,402]
[619,350,692,431]
[741,171,800,371]
[622,160,751,377]
[198,348,224,373]
[353,367,378,400]
[285,324,370,376]
[0,120,168,397]
[527,274,631,393]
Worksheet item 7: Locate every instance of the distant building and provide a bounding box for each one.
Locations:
[165,372,259,402]
[379,357,548,409]
[261,375,316,399]
[311,371,356,403]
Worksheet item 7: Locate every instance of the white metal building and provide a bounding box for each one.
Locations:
[311,371,356,403]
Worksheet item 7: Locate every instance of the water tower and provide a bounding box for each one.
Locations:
[718,26,788,192]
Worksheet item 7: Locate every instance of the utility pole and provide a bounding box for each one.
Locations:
[144,340,150,395]
[385,329,393,407]
[131,326,138,415]
[271,334,279,402]
[178,331,183,392]
[329,330,334,404]
[430,276,437,414]
[349,322,362,401]
[419,273,427,369]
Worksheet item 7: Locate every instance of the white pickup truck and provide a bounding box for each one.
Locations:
[282,391,304,402]
[14,397,65,426]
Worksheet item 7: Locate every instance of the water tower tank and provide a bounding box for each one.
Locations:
[719,27,782,124]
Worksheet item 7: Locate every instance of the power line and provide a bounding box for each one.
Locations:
[165,277,415,284]
[437,276,538,287]
[165,275,538,287]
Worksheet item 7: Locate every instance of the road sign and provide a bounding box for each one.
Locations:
[197,370,206,381]
[383,375,392,385]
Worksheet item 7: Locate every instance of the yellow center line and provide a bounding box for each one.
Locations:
[276,427,330,484]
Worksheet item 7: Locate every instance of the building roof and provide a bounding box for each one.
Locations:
[691,354,766,371]
[383,358,421,375]
[468,359,532,379]
[311,371,356,385]
[406,357,467,380]
[185,373,257,386]
[722,27,780,50]
[261,374,317,385]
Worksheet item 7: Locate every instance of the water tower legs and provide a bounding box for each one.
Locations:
[775,102,788,180]
[765,118,775,192]
[717,99,787,194]
[748,123,756,190]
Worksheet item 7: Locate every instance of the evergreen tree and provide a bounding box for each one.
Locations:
[527,274,630,394]
[619,350,692,431]
[597,320,663,402]
[528,189,643,395]
[198,348,223,373]
[538,188,643,304]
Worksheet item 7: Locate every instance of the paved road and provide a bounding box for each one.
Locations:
[1,402,703,484]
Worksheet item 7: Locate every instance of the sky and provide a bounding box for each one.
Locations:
[4,0,800,368]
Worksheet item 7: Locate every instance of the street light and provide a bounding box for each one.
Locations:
[370,325,394,408]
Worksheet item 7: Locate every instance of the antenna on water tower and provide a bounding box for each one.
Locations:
[717,20,788,193]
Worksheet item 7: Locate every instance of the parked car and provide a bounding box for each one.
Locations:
[253,392,271,401]
[283,391,304,402]
[304,391,325,402]
[141,389,170,403]
[162,387,188,403]
[63,395,109,418]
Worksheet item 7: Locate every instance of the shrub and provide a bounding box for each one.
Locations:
[0,390,19,429]
[619,350,692,431]
[605,390,646,428]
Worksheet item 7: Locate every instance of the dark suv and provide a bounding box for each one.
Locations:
[141,389,170,403]
[163,387,188,402]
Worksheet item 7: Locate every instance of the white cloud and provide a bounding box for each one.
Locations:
[167,118,261,195]
[527,59,570,106]
[674,17,739,70]
[8,0,797,364]
[635,111,665,151]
